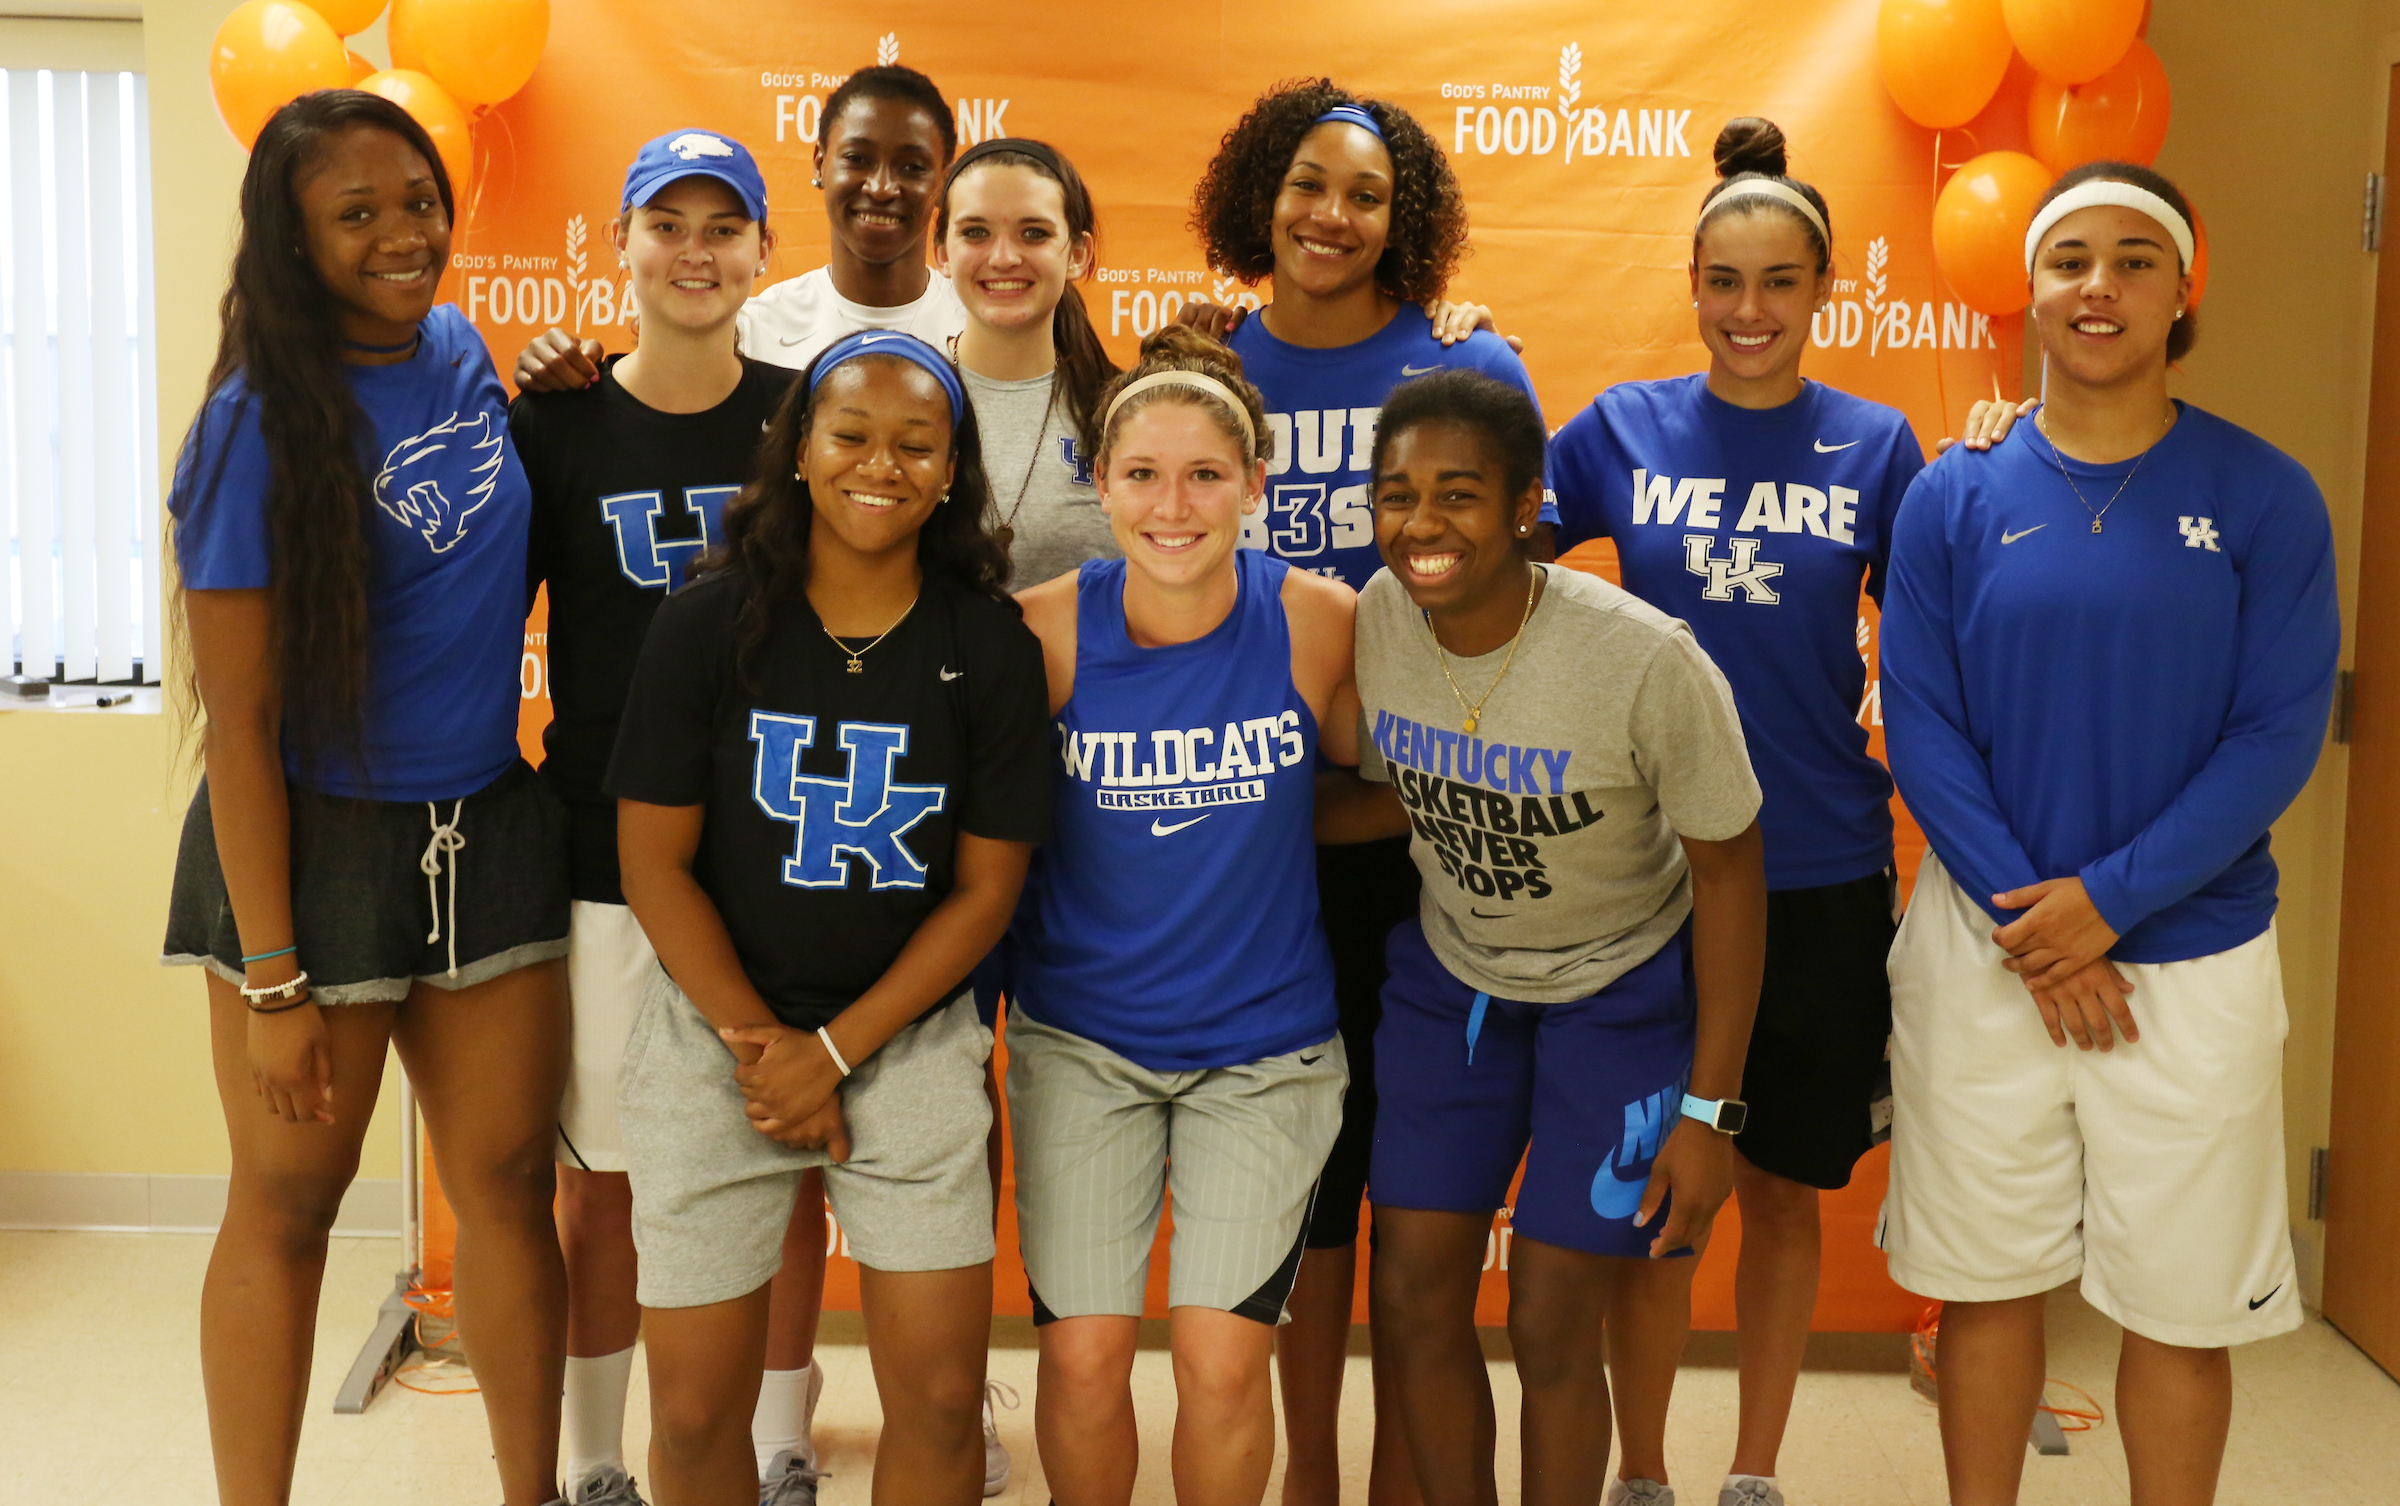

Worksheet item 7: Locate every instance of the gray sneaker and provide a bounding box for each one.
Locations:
[759,1449,824,1506]
[1719,1480,1785,1506]
[566,1466,650,1506]
[983,1379,1019,1497]
[1604,1480,1676,1506]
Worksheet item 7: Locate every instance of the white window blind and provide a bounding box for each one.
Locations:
[3,67,156,684]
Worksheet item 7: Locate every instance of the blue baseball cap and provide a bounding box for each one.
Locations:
[621,129,769,222]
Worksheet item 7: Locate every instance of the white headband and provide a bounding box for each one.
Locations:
[2023,180,2194,272]
[1101,370,1258,458]
[1702,179,1830,251]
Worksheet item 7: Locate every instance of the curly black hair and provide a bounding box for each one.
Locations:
[1190,79,1468,306]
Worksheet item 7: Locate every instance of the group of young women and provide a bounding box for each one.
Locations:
[163,53,2336,1506]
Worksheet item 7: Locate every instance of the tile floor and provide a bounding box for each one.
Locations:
[4,1229,2395,1504]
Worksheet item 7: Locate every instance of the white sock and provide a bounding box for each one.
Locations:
[752,1359,823,1478]
[561,1345,637,1489]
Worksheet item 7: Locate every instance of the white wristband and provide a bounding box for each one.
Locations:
[239,970,311,1005]
[816,1025,852,1077]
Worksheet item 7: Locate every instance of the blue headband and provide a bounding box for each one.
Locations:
[1314,104,1386,142]
[806,330,967,428]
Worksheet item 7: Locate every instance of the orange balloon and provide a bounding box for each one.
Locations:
[2028,38,2170,172]
[1877,0,2014,129]
[356,68,474,209]
[1933,150,2055,316]
[345,48,377,84]
[386,0,423,72]
[208,0,351,149]
[388,0,549,107]
[2003,0,2143,84]
[308,0,388,34]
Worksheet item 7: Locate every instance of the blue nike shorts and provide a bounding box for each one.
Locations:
[1368,916,1697,1259]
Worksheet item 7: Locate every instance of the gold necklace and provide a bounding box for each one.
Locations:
[821,595,919,673]
[2032,408,2170,535]
[1429,567,1540,736]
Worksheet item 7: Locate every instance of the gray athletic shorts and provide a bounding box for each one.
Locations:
[1006,1012,1347,1325]
[619,968,995,1310]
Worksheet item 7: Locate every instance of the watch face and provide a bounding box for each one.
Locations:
[1719,1100,1749,1135]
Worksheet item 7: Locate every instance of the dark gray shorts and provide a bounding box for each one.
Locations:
[161,760,570,1004]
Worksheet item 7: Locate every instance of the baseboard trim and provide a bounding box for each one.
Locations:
[0,1171,399,1236]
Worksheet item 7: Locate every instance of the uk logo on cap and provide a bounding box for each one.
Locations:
[622,127,769,222]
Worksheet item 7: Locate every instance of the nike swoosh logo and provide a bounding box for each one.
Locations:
[1813,439,1858,452]
[1150,815,1210,836]
[1471,907,1512,919]
[2249,1284,2283,1310]
[2002,525,2047,545]
[1402,363,1442,376]
[856,333,901,345]
[1299,1053,1325,1065]
[939,667,964,681]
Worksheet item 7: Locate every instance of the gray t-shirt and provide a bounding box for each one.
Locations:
[964,368,1119,590]
[1357,564,1761,1002]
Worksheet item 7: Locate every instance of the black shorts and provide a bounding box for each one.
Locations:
[1304,835,1420,1248]
[1733,868,1898,1190]
[163,759,571,1005]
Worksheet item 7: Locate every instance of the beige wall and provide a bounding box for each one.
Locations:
[0,5,2386,1284]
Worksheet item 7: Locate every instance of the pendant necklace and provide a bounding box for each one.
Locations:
[2032,407,2170,534]
[1430,567,1541,736]
[951,336,1052,558]
[822,594,919,673]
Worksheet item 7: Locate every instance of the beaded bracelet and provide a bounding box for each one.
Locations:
[247,990,314,1015]
[240,971,311,1009]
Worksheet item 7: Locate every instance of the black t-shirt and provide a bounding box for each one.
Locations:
[606,568,1052,1030]
[513,355,795,902]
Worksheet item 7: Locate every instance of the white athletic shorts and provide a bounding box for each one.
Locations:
[1879,855,2302,1348]
[555,900,658,1173]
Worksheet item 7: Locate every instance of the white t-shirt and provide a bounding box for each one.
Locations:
[734,264,969,370]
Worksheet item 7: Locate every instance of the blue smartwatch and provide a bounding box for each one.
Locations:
[1681,1093,1748,1135]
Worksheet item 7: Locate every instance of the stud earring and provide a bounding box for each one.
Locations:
[1517,524,1530,535]
[2174,310,2185,320]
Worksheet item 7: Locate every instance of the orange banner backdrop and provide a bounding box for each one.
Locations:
[466,0,2021,1333]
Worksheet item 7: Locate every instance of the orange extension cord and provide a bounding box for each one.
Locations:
[394,1278,479,1397]
[1911,1303,2106,1432]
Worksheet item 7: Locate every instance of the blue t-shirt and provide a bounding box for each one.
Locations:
[1227,304,1557,589]
[1551,375,1922,890]
[170,305,532,803]
[1880,403,2340,963]
[1009,550,1336,1070]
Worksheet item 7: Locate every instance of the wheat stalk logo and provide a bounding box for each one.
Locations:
[1863,236,1889,354]
[1557,43,1585,163]
[876,32,899,65]
[563,214,588,334]
[1212,275,1240,304]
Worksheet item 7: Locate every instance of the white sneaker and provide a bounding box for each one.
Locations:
[1605,1479,1675,1506]
[1719,1479,1784,1506]
[982,1379,1018,1496]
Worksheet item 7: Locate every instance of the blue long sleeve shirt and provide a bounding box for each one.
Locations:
[1880,403,2339,963]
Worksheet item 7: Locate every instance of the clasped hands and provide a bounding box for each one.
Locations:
[719,1023,853,1160]
[1989,875,2138,1052]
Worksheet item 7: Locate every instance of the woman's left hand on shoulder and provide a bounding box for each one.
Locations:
[1636,1116,1733,1258]
[1425,298,1522,353]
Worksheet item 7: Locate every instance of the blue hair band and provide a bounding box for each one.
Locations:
[1314,104,1386,143]
[807,330,967,428]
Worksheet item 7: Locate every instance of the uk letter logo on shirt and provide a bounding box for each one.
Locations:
[2179,515,2222,552]
[375,411,502,553]
[602,485,739,591]
[749,712,947,890]
[1683,534,1784,603]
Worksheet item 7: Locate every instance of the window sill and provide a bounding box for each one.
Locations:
[0,686,161,715]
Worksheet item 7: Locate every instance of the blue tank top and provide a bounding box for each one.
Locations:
[1010,550,1337,1070]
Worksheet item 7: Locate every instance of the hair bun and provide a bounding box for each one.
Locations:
[1714,117,1788,179]
[1134,321,1247,386]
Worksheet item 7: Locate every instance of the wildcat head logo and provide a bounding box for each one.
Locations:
[375,411,502,553]
[668,133,734,161]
